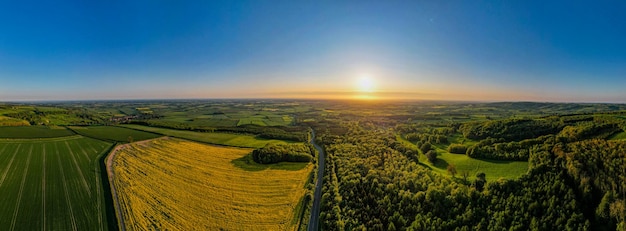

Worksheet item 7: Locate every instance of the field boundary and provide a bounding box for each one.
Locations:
[106,143,125,231]
[106,137,169,231]
[98,143,120,231]
[0,135,83,143]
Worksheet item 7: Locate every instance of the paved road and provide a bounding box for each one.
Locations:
[308,129,325,231]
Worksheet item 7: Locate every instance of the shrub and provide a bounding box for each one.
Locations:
[448,144,467,154]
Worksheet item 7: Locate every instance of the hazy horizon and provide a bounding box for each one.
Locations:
[1,1,625,102]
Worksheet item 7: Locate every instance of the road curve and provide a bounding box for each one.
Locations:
[308,129,325,231]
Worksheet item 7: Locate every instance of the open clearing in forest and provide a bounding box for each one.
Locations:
[0,136,112,230]
[121,124,294,148]
[397,136,528,181]
[109,138,312,231]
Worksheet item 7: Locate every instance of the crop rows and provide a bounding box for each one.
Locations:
[69,126,162,143]
[0,137,112,230]
[110,138,313,230]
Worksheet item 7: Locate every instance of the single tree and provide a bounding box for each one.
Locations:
[425,150,437,164]
[473,172,487,191]
[420,142,432,154]
[447,164,457,178]
[461,171,470,183]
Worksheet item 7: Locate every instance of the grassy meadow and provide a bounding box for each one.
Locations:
[121,124,295,148]
[0,136,113,230]
[397,136,528,181]
[68,126,162,143]
[109,138,313,231]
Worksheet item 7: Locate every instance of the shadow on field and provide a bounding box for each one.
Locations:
[98,144,120,231]
[418,162,433,170]
[231,153,309,172]
[477,158,523,164]
[432,157,450,169]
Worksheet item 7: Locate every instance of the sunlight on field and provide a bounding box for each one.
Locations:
[110,138,313,230]
[397,136,528,181]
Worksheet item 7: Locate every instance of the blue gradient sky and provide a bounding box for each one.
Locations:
[1,1,625,102]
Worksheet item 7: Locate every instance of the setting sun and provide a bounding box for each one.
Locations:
[357,75,375,93]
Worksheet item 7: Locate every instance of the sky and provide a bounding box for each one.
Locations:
[1,1,625,102]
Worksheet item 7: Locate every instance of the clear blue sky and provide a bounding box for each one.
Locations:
[1,1,625,102]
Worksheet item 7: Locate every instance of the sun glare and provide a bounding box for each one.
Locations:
[358,75,375,93]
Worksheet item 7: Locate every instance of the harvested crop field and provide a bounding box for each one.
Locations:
[108,138,313,230]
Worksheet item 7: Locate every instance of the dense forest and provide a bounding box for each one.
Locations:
[318,114,625,230]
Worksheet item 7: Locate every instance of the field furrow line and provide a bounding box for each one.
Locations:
[94,154,103,231]
[0,144,21,189]
[86,142,98,154]
[10,145,33,231]
[0,144,9,155]
[42,144,46,231]
[65,141,92,197]
[76,141,91,163]
[56,143,77,231]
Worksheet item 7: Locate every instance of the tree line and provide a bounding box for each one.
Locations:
[251,143,314,164]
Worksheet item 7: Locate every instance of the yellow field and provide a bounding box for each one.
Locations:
[109,137,313,230]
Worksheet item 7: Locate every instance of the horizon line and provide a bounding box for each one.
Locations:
[1,97,625,105]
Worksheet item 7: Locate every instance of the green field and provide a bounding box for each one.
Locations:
[69,126,162,143]
[0,126,75,139]
[398,136,528,181]
[236,114,293,126]
[121,124,295,148]
[0,136,113,230]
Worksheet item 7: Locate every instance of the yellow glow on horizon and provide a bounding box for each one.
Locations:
[353,94,378,100]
